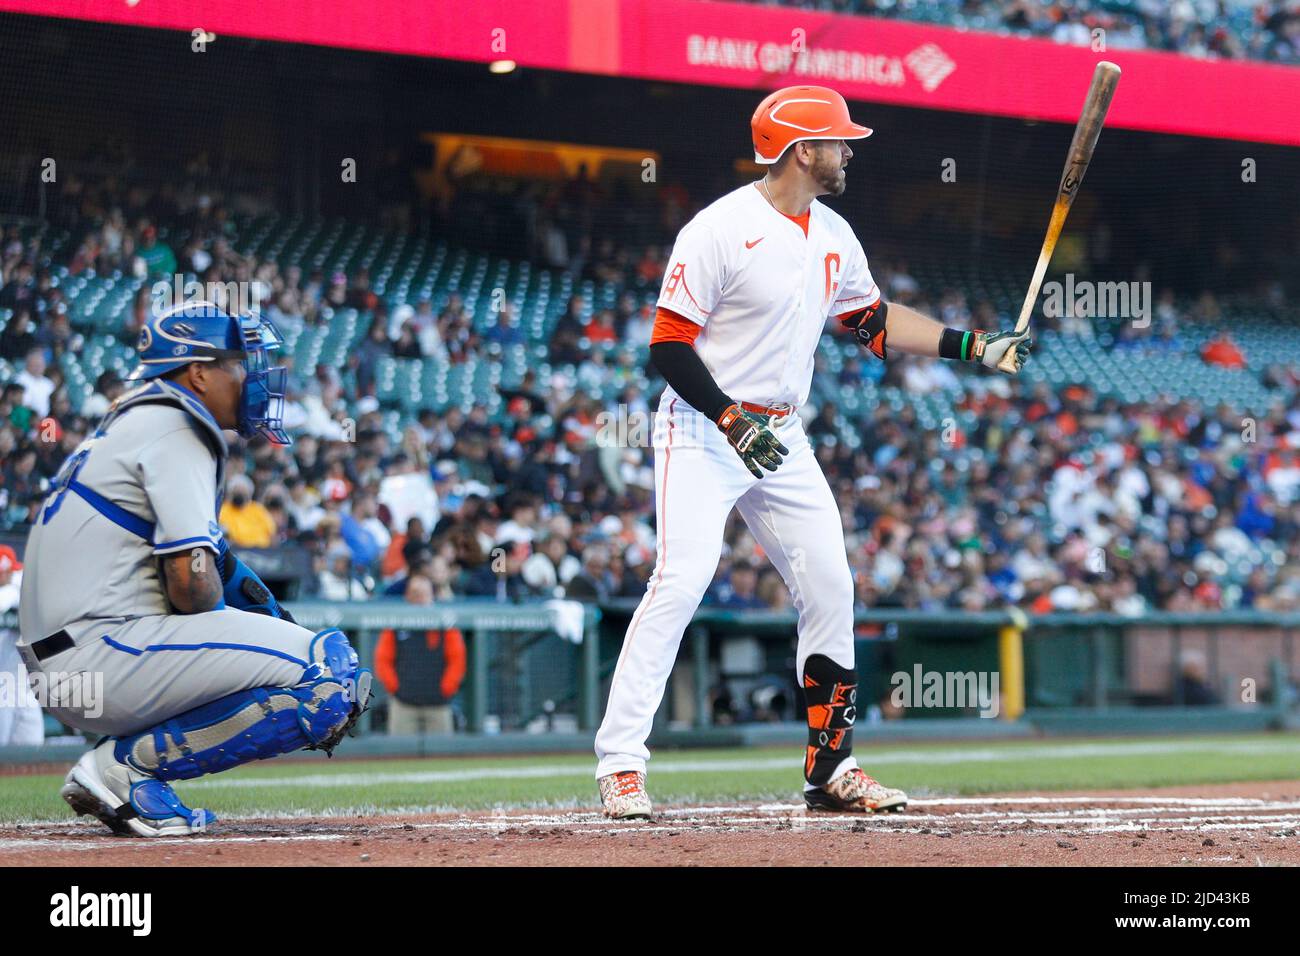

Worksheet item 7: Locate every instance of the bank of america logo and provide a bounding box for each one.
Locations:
[905,43,956,92]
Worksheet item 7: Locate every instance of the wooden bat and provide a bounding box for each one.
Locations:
[998,60,1122,373]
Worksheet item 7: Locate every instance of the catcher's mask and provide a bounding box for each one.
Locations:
[128,300,289,444]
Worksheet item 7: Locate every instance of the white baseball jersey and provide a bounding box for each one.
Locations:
[657,182,880,409]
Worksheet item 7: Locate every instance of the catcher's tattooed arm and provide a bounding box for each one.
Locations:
[158,548,223,614]
[843,300,1033,374]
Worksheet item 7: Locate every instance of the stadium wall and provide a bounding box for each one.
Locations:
[5,604,1293,761]
[4,0,1300,144]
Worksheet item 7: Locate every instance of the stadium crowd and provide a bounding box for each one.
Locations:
[736,0,1300,63]
[3,175,1300,621]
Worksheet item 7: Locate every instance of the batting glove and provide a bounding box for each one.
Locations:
[716,403,789,479]
[971,329,1033,374]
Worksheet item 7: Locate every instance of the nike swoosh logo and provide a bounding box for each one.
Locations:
[745,237,764,249]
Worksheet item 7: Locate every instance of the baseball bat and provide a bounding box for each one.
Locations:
[997,60,1122,373]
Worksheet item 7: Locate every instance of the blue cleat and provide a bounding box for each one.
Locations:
[60,739,214,837]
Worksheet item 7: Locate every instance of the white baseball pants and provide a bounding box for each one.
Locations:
[595,395,859,780]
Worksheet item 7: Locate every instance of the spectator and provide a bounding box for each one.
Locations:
[483,305,524,348]
[284,476,325,533]
[1,383,32,433]
[1201,332,1245,368]
[14,350,54,418]
[806,401,840,445]
[0,545,43,745]
[36,304,79,359]
[383,516,429,579]
[134,224,177,278]
[757,568,791,610]
[1174,649,1219,705]
[340,493,390,569]
[565,543,612,601]
[426,554,458,601]
[378,453,438,533]
[374,574,466,734]
[624,303,654,349]
[495,495,539,546]
[219,474,277,548]
[407,298,447,359]
[711,562,765,610]
[1,447,41,526]
[392,322,423,359]
[0,308,38,362]
[346,267,379,312]
[82,371,126,420]
[317,545,368,600]
[521,532,581,597]
[353,317,393,394]
[583,309,618,344]
[725,0,1300,63]
[0,262,35,312]
[447,524,499,596]
[384,544,433,597]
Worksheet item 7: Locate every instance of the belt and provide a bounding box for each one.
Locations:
[30,629,75,663]
[741,401,793,419]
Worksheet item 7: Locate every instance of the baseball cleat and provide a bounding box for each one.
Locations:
[804,767,908,814]
[598,770,653,820]
[61,739,214,838]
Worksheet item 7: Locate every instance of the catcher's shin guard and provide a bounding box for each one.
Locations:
[113,628,373,781]
[802,654,858,787]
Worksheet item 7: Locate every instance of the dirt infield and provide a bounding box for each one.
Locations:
[3,781,1297,866]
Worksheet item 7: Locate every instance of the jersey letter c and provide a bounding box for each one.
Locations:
[823,253,841,307]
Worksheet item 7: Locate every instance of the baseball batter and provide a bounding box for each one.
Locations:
[18,301,372,836]
[596,87,1032,818]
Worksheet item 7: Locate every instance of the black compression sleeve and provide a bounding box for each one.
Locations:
[650,341,733,423]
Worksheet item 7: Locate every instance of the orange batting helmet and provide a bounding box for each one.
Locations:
[751,86,872,165]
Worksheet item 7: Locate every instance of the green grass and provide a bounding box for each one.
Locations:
[2,734,1297,824]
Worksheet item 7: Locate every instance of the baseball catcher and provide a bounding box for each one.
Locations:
[17,301,372,836]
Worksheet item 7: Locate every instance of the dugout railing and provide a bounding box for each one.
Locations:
[3,605,1297,743]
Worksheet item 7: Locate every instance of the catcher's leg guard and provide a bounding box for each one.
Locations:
[113,628,372,781]
[802,654,858,787]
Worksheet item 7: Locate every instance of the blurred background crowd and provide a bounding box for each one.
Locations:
[3,170,1299,620]
[740,0,1300,63]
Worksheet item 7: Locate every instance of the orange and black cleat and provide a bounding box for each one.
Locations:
[805,767,908,814]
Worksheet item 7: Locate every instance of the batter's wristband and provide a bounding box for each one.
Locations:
[940,328,982,362]
[715,402,742,430]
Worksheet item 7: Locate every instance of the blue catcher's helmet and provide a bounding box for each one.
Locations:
[128,300,290,444]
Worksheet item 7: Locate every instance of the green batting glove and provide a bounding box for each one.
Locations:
[717,403,789,479]
[968,328,1033,374]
